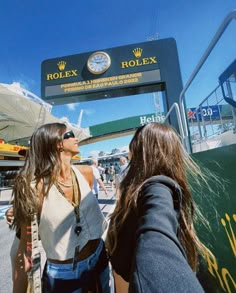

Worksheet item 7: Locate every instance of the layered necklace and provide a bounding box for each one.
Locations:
[55,169,81,207]
[57,172,72,188]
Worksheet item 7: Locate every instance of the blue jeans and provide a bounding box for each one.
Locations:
[42,240,110,292]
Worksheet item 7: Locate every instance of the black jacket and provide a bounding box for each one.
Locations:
[110,176,204,292]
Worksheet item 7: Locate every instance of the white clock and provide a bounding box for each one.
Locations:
[87,51,111,74]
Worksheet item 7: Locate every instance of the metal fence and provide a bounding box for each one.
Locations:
[188,85,236,153]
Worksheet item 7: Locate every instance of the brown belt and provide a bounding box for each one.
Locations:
[47,239,101,264]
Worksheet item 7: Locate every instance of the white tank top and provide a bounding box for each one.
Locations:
[38,165,105,260]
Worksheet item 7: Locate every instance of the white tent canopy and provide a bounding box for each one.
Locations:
[0,83,90,144]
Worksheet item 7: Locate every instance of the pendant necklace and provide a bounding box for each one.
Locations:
[55,168,82,265]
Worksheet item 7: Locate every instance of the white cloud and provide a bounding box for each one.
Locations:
[119,145,129,152]
[66,103,78,111]
[83,108,95,116]
[59,116,70,124]
[12,74,37,94]
[89,150,100,157]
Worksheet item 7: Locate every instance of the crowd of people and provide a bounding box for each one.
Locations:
[5,121,212,292]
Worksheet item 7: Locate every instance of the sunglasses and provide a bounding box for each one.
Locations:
[63,130,75,140]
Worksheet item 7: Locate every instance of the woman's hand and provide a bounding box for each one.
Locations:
[5,206,14,226]
[13,223,31,293]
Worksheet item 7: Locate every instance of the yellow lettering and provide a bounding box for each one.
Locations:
[128,60,136,67]
[121,61,129,68]
[142,58,149,65]
[71,70,77,76]
[149,56,157,64]
[120,56,157,68]
[205,251,226,290]
[221,213,236,257]
[53,73,60,79]
[46,70,78,80]
[222,268,236,293]
[135,59,143,66]
[46,74,53,80]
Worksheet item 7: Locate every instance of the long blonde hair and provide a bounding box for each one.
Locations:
[12,123,67,231]
[107,122,210,271]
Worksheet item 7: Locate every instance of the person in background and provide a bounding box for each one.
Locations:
[108,165,115,190]
[91,158,108,199]
[12,123,110,293]
[104,165,110,184]
[98,163,105,182]
[114,163,120,177]
[115,157,129,196]
[118,156,128,182]
[106,122,210,292]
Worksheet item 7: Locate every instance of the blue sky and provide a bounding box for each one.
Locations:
[0,1,235,157]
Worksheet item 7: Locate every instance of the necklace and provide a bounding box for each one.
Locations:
[55,169,80,207]
[57,179,72,188]
[57,172,72,187]
[55,169,82,237]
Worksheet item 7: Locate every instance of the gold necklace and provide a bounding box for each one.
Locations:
[57,172,72,187]
[57,179,72,188]
[55,169,80,207]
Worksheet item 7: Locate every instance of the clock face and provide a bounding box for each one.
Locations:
[87,51,111,74]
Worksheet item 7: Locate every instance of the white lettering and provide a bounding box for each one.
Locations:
[140,116,147,126]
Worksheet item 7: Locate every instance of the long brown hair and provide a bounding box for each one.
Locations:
[12,123,67,230]
[106,122,210,271]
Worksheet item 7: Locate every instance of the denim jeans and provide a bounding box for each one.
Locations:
[42,240,110,293]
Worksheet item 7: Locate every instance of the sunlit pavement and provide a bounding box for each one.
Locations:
[98,183,117,217]
[0,185,116,293]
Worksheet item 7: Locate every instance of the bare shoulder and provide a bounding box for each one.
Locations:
[76,164,92,174]
[75,165,93,189]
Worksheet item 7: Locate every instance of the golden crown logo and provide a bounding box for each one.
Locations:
[133,48,143,58]
[221,213,236,257]
[57,61,66,71]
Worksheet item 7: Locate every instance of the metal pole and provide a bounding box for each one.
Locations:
[77,109,84,128]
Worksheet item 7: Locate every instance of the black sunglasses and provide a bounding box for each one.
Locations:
[63,130,75,140]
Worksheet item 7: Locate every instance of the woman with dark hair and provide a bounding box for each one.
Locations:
[12,123,110,293]
[107,122,208,292]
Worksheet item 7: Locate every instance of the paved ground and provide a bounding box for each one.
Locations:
[0,184,116,293]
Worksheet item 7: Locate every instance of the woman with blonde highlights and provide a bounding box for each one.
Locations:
[107,122,207,292]
[12,123,110,293]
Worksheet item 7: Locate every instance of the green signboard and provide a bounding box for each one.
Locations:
[89,112,165,138]
[192,144,236,292]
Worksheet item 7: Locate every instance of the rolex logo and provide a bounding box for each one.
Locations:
[221,213,236,257]
[57,61,66,71]
[133,48,143,58]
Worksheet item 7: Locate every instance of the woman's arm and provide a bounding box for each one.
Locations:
[5,206,14,226]
[13,223,31,293]
[129,177,203,292]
